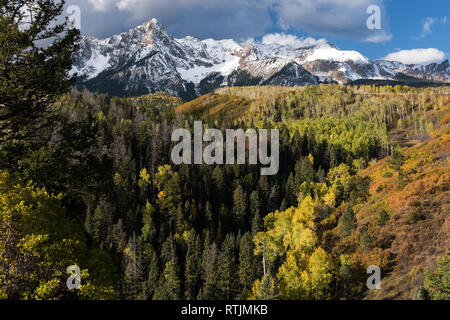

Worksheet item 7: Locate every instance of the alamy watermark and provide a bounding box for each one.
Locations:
[367,265,382,290]
[66,5,81,30]
[171,121,280,176]
[367,5,382,30]
[66,264,81,290]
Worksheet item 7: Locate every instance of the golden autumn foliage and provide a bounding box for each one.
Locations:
[0,172,118,300]
[358,103,449,299]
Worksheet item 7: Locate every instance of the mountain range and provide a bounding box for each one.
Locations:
[71,18,450,100]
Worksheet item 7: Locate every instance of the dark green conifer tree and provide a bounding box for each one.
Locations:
[0,0,80,164]
[339,206,357,237]
[217,234,240,300]
[239,233,257,299]
[232,185,248,231]
[184,230,202,300]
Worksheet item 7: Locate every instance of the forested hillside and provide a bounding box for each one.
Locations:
[1,83,448,300]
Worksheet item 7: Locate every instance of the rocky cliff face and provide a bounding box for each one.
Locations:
[72,18,450,99]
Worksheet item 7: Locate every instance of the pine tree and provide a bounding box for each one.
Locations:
[122,233,142,299]
[92,205,107,246]
[140,202,157,244]
[250,191,262,236]
[143,252,160,300]
[233,185,248,231]
[339,206,357,237]
[153,262,181,300]
[212,166,225,202]
[176,204,185,234]
[217,234,240,300]
[359,232,372,253]
[330,146,340,169]
[112,219,127,252]
[377,209,390,226]
[388,148,408,187]
[388,148,405,172]
[199,240,219,300]
[258,175,270,207]
[184,230,202,300]
[239,233,256,298]
[291,130,303,156]
[84,208,94,236]
[268,184,280,212]
[205,201,213,229]
[285,173,298,207]
[161,234,177,267]
[338,263,352,299]
[296,157,316,183]
[0,0,80,145]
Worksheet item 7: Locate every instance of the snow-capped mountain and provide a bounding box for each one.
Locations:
[375,59,450,83]
[72,18,450,100]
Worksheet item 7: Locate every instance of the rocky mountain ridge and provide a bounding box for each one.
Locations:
[72,18,450,99]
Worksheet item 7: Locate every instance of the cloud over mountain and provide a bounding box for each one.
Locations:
[272,0,391,42]
[261,33,321,48]
[70,0,391,42]
[383,48,446,65]
[78,0,272,39]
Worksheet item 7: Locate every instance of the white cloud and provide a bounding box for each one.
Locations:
[365,31,392,43]
[262,33,320,48]
[76,0,392,42]
[383,48,446,65]
[421,17,436,38]
[77,0,273,39]
[87,0,115,12]
[273,0,392,42]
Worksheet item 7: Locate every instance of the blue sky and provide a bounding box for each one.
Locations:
[330,0,450,61]
[68,0,449,64]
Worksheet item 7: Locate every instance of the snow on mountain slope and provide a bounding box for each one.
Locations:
[175,38,242,83]
[72,18,449,99]
[376,59,450,83]
[303,47,370,64]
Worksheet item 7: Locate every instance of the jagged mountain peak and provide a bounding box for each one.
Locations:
[425,59,449,72]
[143,18,164,28]
[309,39,336,49]
[72,19,449,100]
